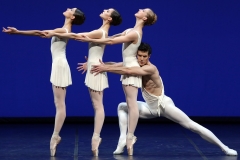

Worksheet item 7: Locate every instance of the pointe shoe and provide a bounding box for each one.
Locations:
[127,136,137,156]
[113,144,126,155]
[92,138,102,157]
[50,135,61,157]
[222,146,238,156]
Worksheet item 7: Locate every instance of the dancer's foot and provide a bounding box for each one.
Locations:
[92,137,102,157]
[50,135,61,157]
[222,146,238,156]
[126,133,137,156]
[113,139,126,155]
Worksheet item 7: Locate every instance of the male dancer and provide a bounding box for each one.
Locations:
[86,42,237,156]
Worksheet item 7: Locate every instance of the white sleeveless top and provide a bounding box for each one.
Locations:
[50,28,72,87]
[85,29,109,91]
[120,29,142,88]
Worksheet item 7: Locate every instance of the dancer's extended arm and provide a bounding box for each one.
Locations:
[46,29,103,39]
[109,29,127,38]
[3,27,67,37]
[77,30,138,45]
[91,60,155,76]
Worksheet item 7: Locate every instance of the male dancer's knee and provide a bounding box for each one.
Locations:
[164,96,175,106]
[118,102,128,111]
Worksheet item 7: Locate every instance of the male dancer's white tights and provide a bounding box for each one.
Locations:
[114,95,237,156]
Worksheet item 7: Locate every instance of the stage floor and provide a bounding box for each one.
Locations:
[0,123,239,160]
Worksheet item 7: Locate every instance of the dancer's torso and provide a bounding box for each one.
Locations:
[50,28,69,61]
[88,29,106,63]
[122,29,141,67]
[142,66,163,96]
[141,68,165,116]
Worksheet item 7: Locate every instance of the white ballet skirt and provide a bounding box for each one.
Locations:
[120,29,142,88]
[50,28,72,87]
[85,29,108,91]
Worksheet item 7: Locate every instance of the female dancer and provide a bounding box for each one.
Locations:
[77,8,157,156]
[44,8,122,156]
[2,8,85,157]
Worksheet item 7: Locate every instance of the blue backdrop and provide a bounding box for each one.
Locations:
[1,0,240,117]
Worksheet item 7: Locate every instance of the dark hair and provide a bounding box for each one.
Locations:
[72,9,85,25]
[144,9,157,26]
[110,9,122,26]
[138,42,152,55]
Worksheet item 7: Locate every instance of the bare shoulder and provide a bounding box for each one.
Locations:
[142,63,156,74]
[122,28,132,35]
[51,28,69,33]
[149,63,159,75]
[83,29,103,39]
[150,63,158,71]
[125,28,132,32]
[91,29,102,33]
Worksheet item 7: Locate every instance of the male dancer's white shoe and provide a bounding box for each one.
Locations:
[113,140,126,154]
[222,146,238,156]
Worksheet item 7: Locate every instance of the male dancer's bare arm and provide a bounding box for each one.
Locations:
[77,59,123,74]
[91,63,155,76]
[104,62,123,66]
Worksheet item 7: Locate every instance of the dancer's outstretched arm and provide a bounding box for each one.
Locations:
[104,62,123,66]
[2,27,66,37]
[3,27,44,36]
[45,29,103,40]
[91,60,155,76]
[76,30,138,45]
[109,30,127,38]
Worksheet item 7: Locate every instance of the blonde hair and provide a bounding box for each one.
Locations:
[145,9,157,26]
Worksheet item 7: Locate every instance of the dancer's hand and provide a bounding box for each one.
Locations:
[77,56,88,74]
[43,31,55,38]
[39,31,47,38]
[2,27,18,34]
[75,35,91,42]
[91,59,106,76]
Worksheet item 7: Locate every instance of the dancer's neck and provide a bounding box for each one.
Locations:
[100,21,110,33]
[63,19,72,31]
[133,19,144,30]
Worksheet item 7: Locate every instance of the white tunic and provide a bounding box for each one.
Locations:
[85,29,108,91]
[50,28,71,87]
[120,29,142,88]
